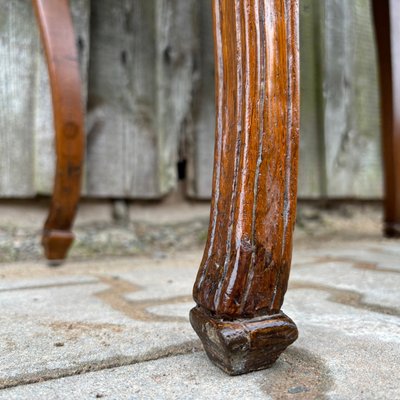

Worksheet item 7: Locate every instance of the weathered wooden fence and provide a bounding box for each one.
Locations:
[0,0,382,200]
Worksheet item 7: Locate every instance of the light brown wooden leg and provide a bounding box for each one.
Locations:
[190,0,300,375]
[372,0,400,237]
[33,0,85,263]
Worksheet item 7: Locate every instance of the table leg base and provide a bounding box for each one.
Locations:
[42,230,74,265]
[384,222,400,238]
[190,306,298,375]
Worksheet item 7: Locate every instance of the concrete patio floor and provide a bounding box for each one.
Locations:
[0,202,399,399]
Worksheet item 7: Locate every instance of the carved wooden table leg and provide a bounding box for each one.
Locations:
[190,0,299,375]
[373,0,400,238]
[33,0,85,263]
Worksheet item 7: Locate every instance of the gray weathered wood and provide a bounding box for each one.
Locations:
[323,0,382,198]
[155,0,197,195]
[86,0,196,198]
[186,0,215,199]
[0,1,36,197]
[86,0,158,197]
[298,0,326,198]
[0,0,385,200]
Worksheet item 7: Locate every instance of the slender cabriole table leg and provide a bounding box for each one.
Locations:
[33,0,85,263]
[190,0,299,375]
[372,0,400,237]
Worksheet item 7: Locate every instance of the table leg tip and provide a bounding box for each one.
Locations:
[42,230,74,263]
[190,306,298,375]
[384,222,400,238]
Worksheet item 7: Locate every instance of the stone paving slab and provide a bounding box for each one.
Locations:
[1,326,398,399]
[0,242,399,399]
[0,254,201,389]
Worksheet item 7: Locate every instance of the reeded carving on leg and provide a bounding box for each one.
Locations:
[190,0,299,375]
[372,0,400,237]
[33,0,85,263]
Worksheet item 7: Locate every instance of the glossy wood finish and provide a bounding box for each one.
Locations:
[190,0,299,375]
[33,0,85,263]
[372,0,400,237]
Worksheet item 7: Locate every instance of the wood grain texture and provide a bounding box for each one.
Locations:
[0,1,37,196]
[188,0,327,199]
[86,0,196,198]
[33,0,85,261]
[298,0,326,198]
[86,0,157,197]
[189,0,317,200]
[156,0,197,195]
[323,0,382,198]
[190,307,298,375]
[186,0,215,199]
[188,0,382,200]
[0,1,385,201]
[372,0,400,236]
[191,0,299,375]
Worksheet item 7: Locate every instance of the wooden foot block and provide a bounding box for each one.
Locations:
[42,230,74,265]
[190,306,298,376]
[384,222,400,238]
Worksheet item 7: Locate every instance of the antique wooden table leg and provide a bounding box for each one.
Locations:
[33,0,85,263]
[373,0,400,238]
[190,0,299,375]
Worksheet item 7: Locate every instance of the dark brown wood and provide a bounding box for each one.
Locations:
[33,0,85,263]
[190,0,299,375]
[372,0,400,237]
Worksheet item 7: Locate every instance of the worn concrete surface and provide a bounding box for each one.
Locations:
[0,239,399,399]
[0,202,399,399]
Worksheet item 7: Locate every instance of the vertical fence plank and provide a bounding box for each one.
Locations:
[0,1,36,196]
[323,0,354,197]
[323,0,382,198]
[348,0,382,197]
[87,0,197,198]
[86,0,158,197]
[186,0,215,199]
[298,0,326,198]
[155,0,197,195]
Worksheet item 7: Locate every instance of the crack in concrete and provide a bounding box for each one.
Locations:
[0,340,202,391]
[0,275,198,390]
[0,280,97,293]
